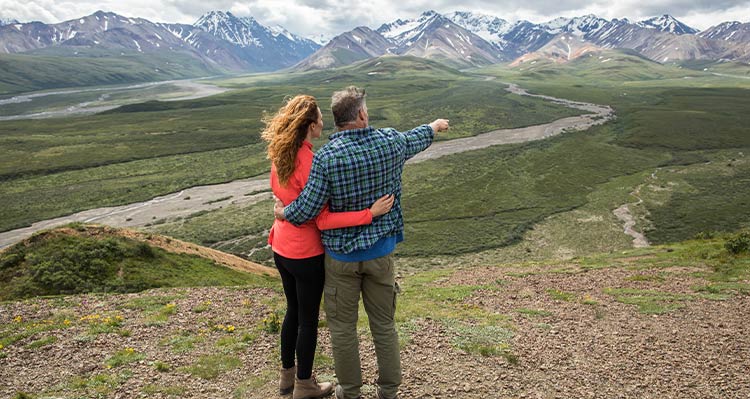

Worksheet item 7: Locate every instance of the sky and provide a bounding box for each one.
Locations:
[1,0,748,38]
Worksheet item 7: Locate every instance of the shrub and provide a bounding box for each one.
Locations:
[694,231,716,240]
[0,250,25,270]
[133,242,156,258]
[725,231,750,255]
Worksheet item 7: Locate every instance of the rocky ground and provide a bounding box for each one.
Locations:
[1,249,748,398]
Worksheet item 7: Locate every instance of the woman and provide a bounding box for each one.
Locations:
[262,95,393,399]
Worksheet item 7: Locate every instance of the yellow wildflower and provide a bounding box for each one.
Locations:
[64,319,71,326]
[125,347,135,354]
[13,316,22,323]
[226,325,235,333]
[0,344,4,350]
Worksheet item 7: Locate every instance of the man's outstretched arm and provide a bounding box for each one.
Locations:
[282,154,330,225]
[403,119,450,160]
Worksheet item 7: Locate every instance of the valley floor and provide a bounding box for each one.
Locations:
[2,243,748,398]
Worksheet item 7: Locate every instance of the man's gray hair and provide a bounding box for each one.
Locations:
[331,86,366,128]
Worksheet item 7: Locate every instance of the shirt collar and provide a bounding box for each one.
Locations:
[302,140,313,149]
[330,126,375,140]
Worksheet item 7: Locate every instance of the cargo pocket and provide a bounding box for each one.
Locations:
[324,285,337,318]
[392,282,400,316]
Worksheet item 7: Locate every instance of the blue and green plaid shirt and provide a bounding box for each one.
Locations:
[284,124,435,254]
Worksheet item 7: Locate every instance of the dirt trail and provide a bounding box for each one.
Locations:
[613,171,656,248]
[0,82,614,249]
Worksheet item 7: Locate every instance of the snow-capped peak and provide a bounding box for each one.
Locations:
[446,10,510,42]
[638,14,698,35]
[376,10,443,44]
[540,14,608,36]
[269,25,297,42]
[307,33,332,46]
[0,17,20,26]
[194,10,265,47]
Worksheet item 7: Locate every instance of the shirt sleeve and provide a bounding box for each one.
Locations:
[314,204,373,231]
[283,152,330,225]
[401,124,435,160]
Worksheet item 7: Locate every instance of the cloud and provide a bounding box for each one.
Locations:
[0,0,745,37]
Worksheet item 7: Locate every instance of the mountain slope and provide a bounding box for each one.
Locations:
[510,34,603,66]
[391,12,501,67]
[294,26,391,70]
[638,14,699,35]
[700,21,750,42]
[0,50,217,94]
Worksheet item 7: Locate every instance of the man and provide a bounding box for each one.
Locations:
[276,86,449,399]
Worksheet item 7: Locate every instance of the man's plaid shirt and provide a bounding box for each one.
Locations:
[284,124,435,254]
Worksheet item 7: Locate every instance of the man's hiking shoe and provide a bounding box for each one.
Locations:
[334,385,361,399]
[376,387,398,399]
[292,375,333,399]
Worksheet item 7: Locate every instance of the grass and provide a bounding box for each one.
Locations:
[0,313,72,348]
[26,335,57,349]
[180,354,242,380]
[104,347,145,368]
[64,372,127,396]
[546,289,577,302]
[142,384,185,396]
[515,308,553,317]
[147,198,274,254]
[153,360,171,372]
[603,288,695,314]
[159,332,204,354]
[121,294,184,312]
[447,322,516,361]
[233,369,276,399]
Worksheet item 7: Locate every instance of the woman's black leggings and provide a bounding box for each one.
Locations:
[274,252,325,380]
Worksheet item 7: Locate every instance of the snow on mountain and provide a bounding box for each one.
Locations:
[295,26,391,70]
[0,10,319,72]
[307,33,332,46]
[193,11,265,47]
[539,14,609,36]
[637,15,699,35]
[446,11,510,43]
[0,18,19,26]
[700,21,750,42]
[376,10,441,45]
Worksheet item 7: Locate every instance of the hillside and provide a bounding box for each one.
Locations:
[0,50,220,94]
[0,224,276,301]
[1,234,748,398]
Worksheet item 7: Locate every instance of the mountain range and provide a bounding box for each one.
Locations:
[302,11,750,70]
[0,10,319,72]
[1,10,748,75]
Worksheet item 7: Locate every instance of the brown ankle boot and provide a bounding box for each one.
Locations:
[292,374,333,399]
[280,366,296,395]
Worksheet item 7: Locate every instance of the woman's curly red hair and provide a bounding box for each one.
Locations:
[261,95,320,186]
